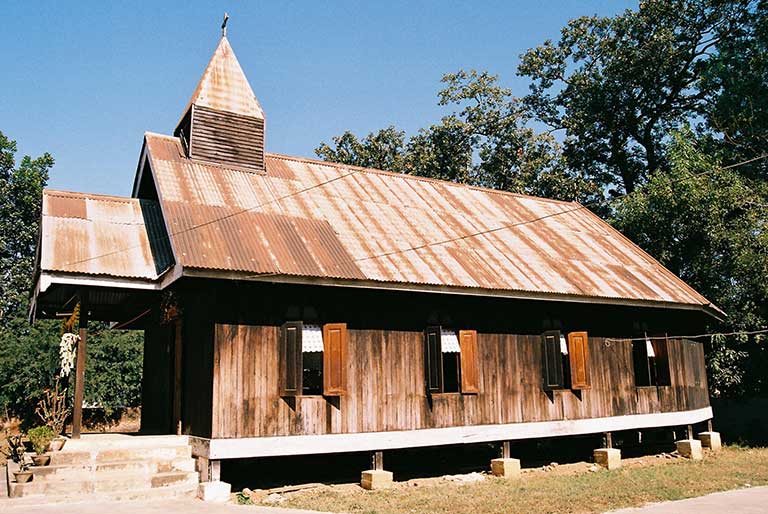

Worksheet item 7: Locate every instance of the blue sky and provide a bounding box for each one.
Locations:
[1,1,636,196]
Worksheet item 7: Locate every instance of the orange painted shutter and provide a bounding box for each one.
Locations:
[459,330,480,394]
[279,321,303,396]
[323,323,347,396]
[568,331,591,390]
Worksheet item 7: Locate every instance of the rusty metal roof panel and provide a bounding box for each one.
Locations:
[180,37,264,121]
[40,190,164,280]
[144,133,713,309]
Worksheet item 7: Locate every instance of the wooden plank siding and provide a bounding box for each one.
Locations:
[190,106,265,172]
[209,326,710,439]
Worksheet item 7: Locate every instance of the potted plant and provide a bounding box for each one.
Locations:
[27,426,54,466]
[37,361,74,451]
[4,434,33,483]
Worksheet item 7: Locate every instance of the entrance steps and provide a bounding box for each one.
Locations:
[5,434,198,502]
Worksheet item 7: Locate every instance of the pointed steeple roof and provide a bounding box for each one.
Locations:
[181,36,264,120]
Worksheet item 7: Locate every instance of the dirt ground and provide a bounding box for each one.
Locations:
[247,446,768,514]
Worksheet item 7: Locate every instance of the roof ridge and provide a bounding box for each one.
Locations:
[44,188,139,203]
[264,151,577,207]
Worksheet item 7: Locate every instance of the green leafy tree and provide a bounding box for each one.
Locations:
[702,0,768,179]
[85,325,144,411]
[317,70,599,202]
[315,126,407,172]
[518,0,757,195]
[0,132,144,423]
[614,130,768,396]
[0,131,54,322]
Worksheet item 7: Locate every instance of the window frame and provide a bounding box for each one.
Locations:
[632,334,672,388]
[424,326,480,396]
[542,330,591,391]
[279,320,347,398]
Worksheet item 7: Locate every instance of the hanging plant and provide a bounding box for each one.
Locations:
[160,290,182,325]
[59,332,79,377]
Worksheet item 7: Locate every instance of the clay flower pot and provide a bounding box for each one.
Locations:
[49,438,66,451]
[31,454,51,466]
[13,471,33,483]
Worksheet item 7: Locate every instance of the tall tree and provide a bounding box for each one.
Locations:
[518,0,757,195]
[0,131,54,322]
[317,70,599,202]
[702,0,768,179]
[614,130,768,396]
[315,126,407,172]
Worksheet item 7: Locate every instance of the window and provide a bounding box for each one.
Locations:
[279,321,347,397]
[302,325,324,395]
[632,335,671,387]
[542,330,591,391]
[424,326,480,395]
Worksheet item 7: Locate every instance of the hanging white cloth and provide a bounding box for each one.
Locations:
[441,329,461,353]
[560,334,569,355]
[645,335,656,358]
[302,324,324,353]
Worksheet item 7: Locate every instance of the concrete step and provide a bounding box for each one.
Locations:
[28,457,196,481]
[62,434,190,451]
[2,481,198,506]
[9,470,198,498]
[45,445,191,466]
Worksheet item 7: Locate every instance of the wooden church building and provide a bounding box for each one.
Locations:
[31,30,721,488]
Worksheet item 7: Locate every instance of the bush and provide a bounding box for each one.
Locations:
[27,425,54,454]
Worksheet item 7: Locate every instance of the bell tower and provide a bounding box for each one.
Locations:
[174,17,265,172]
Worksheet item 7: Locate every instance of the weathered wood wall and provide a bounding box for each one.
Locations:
[210,325,709,439]
[190,106,265,171]
[166,279,712,439]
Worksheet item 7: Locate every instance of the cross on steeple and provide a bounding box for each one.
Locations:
[221,12,229,38]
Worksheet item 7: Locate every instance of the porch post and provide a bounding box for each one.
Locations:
[72,291,89,439]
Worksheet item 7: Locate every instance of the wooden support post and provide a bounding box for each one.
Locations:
[501,441,511,459]
[605,432,613,449]
[687,424,693,440]
[707,419,713,432]
[371,450,384,471]
[72,292,89,439]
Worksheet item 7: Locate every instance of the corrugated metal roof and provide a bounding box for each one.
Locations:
[144,133,714,310]
[180,36,264,121]
[40,190,169,280]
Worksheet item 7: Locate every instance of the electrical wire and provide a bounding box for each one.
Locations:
[604,328,768,343]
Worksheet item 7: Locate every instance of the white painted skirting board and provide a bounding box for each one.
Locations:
[190,406,713,460]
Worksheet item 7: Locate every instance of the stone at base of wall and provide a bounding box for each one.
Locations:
[198,480,232,502]
[699,431,722,451]
[676,439,703,460]
[594,448,621,470]
[491,458,521,478]
[361,469,393,490]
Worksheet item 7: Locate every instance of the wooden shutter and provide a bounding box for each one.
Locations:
[279,321,303,396]
[541,331,563,391]
[632,340,651,386]
[459,330,480,394]
[567,331,591,389]
[424,326,443,394]
[652,336,671,386]
[323,323,347,396]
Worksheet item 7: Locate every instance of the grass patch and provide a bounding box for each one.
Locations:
[280,446,768,514]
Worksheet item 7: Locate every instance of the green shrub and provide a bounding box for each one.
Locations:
[27,425,54,454]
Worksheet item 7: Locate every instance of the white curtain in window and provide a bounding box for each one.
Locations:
[441,329,461,353]
[560,334,569,355]
[645,337,656,358]
[302,324,324,353]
